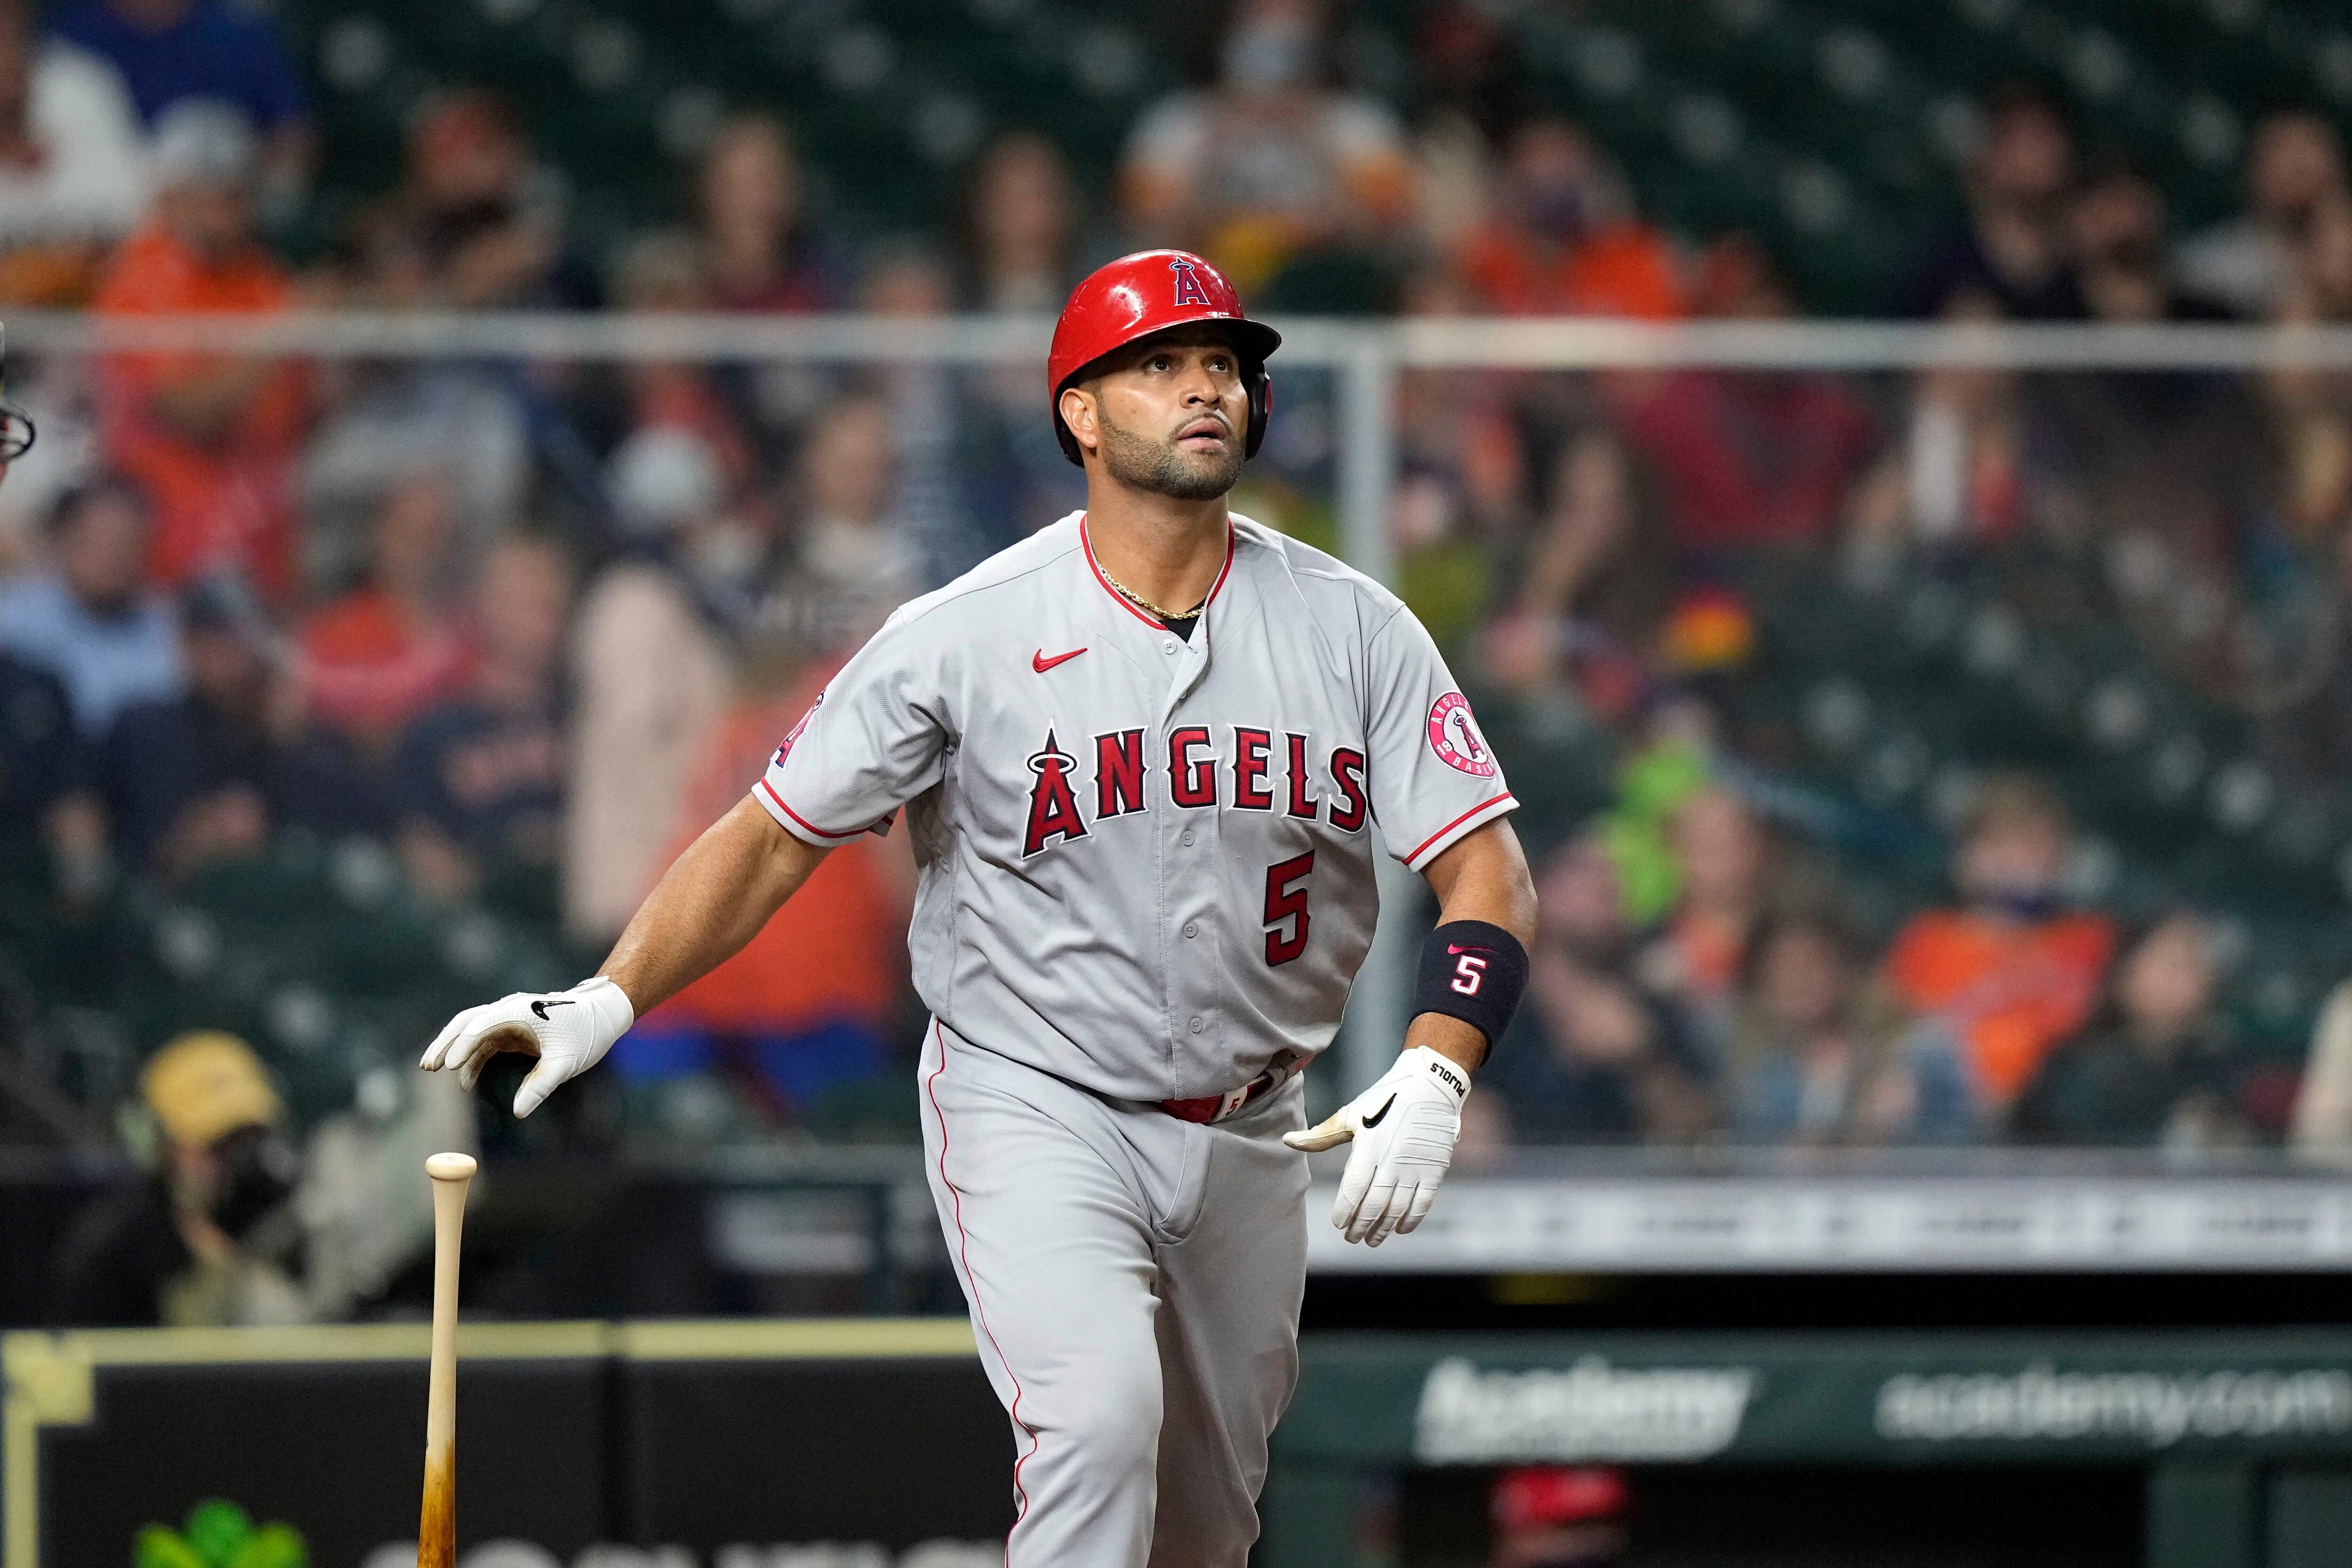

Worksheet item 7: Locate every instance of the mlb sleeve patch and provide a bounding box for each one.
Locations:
[1426,692,1497,776]
[1361,608,1516,870]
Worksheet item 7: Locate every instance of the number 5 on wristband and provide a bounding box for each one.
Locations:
[1451,953,1487,995]
[1415,920,1528,1047]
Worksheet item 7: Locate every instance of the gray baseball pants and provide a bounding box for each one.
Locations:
[918,1020,1311,1568]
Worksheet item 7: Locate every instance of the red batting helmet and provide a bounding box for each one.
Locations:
[1047,249,1280,467]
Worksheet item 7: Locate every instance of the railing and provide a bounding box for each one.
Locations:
[11,313,2351,1126]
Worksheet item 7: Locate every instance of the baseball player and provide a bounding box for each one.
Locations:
[420,249,1537,1566]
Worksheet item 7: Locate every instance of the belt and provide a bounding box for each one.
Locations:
[1159,1052,1306,1125]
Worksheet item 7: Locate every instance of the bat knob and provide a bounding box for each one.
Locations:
[425,1152,478,1182]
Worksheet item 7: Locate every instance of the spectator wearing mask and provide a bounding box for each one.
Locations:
[0,0,149,306]
[2015,911,2251,1148]
[92,101,309,599]
[1120,0,1411,292]
[99,572,385,878]
[298,471,473,752]
[1616,234,1878,551]
[48,0,310,205]
[604,229,759,526]
[603,404,768,622]
[697,111,844,313]
[2177,109,2350,321]
[1453,116,1684,319]
[1726,909,1979,1147]
[956,131,1084,314]
[1481,832,1713,1144]
[54,1030,308,1326]
[394,534,570,906]
[1895,80,2083,320]
[0,477,179,736]
[1884,773,2114,1113]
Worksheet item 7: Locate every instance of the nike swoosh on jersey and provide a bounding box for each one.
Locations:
[1033,647,1087,672]
[1446,944,1490,955]
[1359,1093,1397,1129]
[530,999,575,1020]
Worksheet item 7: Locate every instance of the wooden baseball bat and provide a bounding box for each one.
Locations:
[420,1151,477,1568]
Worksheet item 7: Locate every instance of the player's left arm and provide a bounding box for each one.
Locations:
[1287,819,1536,1243]
[1287,818,1534,1243]
[1403,818,1537,1074]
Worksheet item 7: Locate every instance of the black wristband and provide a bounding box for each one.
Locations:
[1414,920,1530,1053]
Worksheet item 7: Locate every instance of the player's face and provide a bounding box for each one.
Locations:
[1087,331,1249,502]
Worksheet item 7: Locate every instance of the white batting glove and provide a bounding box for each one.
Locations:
[418,976,636,1119]
[1283,1045,1470,1247]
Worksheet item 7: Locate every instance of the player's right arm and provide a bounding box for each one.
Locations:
[1285,600,1529,1246]
[598,795,828,1018]
[419,796,830,1117]
[424,592,956,1117]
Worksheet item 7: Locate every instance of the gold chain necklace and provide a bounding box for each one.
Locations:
[1099,563,1207,622]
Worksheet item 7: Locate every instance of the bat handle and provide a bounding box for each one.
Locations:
[421,1151,476,1568]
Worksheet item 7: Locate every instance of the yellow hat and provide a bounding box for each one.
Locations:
[141,1032,284,1148]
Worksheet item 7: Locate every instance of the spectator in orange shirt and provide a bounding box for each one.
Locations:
[298,470,472,752]
[1885,773,2115,1112]
[1454,117,1685,319]
[611,657,916,1124]
[92,100,307,599]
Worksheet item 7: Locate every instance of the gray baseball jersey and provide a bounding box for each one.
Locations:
[754,510,1515,1102]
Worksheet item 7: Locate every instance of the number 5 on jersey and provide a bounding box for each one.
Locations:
[1263,852,1314,966]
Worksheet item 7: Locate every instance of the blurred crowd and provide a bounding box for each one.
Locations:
[3,0,2352,1252]
[1474,765,2309,1156]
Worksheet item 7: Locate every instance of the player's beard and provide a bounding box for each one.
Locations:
[1098,405,1244,501]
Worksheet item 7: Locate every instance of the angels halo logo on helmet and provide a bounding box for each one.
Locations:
[1047,249,1280,467]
